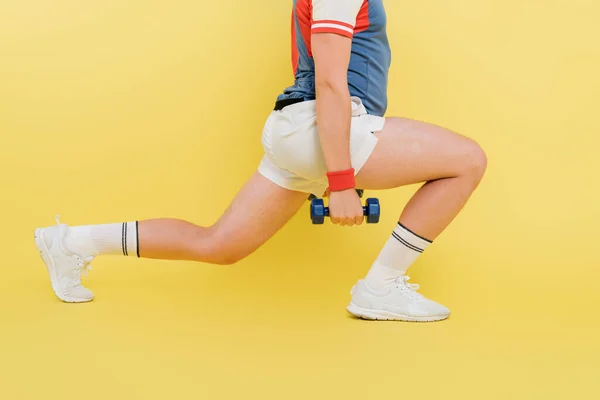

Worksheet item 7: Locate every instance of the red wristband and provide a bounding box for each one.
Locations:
[326,168,355,192]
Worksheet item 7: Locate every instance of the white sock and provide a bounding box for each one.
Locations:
[365,223,432,289]
[63,222,139,257]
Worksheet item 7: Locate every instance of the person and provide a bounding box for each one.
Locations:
[34,0,486,322]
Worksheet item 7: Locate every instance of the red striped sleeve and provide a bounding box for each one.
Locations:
[311,20,355,38]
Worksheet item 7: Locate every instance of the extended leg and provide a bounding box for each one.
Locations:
[34,171,307,302]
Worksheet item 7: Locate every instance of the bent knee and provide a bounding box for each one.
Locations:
[461,139,487,183]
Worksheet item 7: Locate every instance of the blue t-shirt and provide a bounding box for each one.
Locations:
[277,0,391,117]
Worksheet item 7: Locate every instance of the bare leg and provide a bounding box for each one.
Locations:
[356,118,487,239]
[34,172,306,303]
[345,118,486,320]
[138,171,307,264]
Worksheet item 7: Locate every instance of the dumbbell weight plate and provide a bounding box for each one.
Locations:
[365,198,380,224]
[310,198,326,224]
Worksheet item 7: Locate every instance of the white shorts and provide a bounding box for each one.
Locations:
[258,96,386,196]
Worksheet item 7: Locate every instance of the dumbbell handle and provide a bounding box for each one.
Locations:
[320,206,372,217]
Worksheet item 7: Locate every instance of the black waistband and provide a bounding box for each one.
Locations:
[274,97,306,111]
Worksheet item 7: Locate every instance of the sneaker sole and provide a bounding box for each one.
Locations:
[34,228,93,304]
[346,302,450,322]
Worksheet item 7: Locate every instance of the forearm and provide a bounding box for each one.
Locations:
[315,82,353,172]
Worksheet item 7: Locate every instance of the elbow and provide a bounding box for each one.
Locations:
[315,75,347,95]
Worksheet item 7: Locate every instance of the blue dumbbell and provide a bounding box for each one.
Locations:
[310,197,380,225]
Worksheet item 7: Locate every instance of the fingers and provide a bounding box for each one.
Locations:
[331,216,362,227]
[344,215,364,227]
[332,217,350,227]
[331,216,347,226]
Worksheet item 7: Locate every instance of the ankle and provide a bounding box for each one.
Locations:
[365,262,401,290]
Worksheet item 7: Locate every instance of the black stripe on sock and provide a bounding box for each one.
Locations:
[392,231,424,253]
[398,223,433,243]
[121,223,126,256]
[124,222,128,256]
[135,221,140,258]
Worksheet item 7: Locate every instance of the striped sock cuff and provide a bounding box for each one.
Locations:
[121,222,140,257]
[392,223,432,253]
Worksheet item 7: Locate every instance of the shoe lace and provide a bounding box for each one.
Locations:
[395,276,423,300]
[75,255,93,277]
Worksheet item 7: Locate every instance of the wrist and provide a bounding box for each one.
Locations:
[327,168,355,192]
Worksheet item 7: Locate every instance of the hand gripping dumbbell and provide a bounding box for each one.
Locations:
[310,197,381,225]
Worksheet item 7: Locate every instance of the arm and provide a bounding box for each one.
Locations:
[312,33,353,172]
[310,0,365,226]
[311,0,363,172]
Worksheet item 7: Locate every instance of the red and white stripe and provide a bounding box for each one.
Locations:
[311,19,355,38]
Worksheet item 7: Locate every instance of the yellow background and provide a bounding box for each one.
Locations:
[1,1,599,399]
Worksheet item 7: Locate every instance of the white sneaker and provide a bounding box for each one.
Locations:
[347,276,450,322]
[34,216,94,303]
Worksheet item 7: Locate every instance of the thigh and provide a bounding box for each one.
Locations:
[355,117,484,189]
[210,171,308,260]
